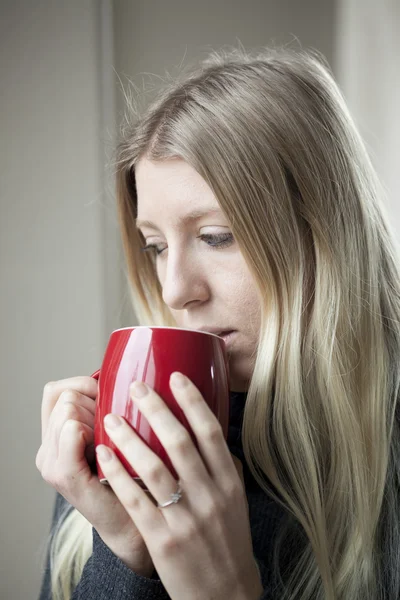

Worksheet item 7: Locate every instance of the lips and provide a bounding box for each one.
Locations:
[217,331,236,348]
[195,327,235,336]
[218,330,235,338]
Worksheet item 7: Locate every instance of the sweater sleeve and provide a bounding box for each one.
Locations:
[38,492,171,600]
[38,496,280,600]
[71,528,171,600]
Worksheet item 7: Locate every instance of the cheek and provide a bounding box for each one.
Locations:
[228,262,259,302]
[236,290,261,324]
[230,270,261,324]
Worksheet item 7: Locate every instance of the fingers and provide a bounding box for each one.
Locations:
[96,443,164,535]
[36,389,96,470]
[128,380,210,485]
[130,375,236,484]
[49,389,95,431]
[38,418,94,489]
[48,391,95,459]
[41,377,98,438]
[58,419,94,478]
[102,414,180,508]
[168,374,237,482]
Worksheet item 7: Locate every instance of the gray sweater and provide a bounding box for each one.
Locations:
[39,391,289,599]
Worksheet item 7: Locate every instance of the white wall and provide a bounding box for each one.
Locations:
[334,0,400,225]
[113,0,334,78]
[0,1,120,598]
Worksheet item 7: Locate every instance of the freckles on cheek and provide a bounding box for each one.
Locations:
[228,268,255,301]
[231,274,261,325]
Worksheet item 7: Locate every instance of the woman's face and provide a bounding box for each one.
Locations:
[135,158,261,391]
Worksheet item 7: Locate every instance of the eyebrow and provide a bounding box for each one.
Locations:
[135,208,223,230]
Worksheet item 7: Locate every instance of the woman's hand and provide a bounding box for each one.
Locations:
[96,372,263,600]
[35,376,153,577]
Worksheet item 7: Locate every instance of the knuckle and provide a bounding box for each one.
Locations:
[62,418,82,435]
[62,403,80,421]
[180,522,198,543]
[203,498,222,520]
[36,449,55,484]
[169,431,191,454]
[124,493,143,513]
[201,422,223,443]
[60,389,80,404]
[225,480,244,502]
[43,381,56,395]
[149,403,165,417]
[143,461,165,486]
[159,523,197,556]
[159,533,180,556]
[182,391,201,407]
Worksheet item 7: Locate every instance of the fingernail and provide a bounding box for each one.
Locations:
[104,414,122,428]
[170,372,188,388]
[131,381,148,398]
[96,445,112,461]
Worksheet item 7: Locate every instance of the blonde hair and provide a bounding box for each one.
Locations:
[48,46,400,599]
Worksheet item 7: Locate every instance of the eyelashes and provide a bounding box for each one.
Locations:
[140,233,234,256]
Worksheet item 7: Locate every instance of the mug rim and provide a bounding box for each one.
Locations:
[113,326,223,339]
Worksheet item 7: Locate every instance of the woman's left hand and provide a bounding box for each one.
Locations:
[96,372,263,600]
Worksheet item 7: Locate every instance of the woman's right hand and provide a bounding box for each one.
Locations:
[35,376,154,577]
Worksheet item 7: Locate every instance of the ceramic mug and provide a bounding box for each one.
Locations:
[92,326,230,486]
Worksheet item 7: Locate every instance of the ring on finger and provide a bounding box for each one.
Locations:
[157,481,183,509]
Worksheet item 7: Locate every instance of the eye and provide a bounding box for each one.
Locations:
[141,242,167,256]
[199,233,234,248]
[140,233,234,256]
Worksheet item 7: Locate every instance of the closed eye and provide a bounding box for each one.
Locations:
[141,233,234,256]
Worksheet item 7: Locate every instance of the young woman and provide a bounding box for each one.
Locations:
[36,47,400,600]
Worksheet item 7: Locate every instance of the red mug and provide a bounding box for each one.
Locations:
[92,326,230,486]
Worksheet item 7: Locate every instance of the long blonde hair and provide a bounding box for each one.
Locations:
[48,46,400,599]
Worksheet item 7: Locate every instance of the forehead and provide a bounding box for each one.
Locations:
[135,158,222,223]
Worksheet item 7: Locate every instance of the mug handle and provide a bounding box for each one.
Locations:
[91,369,100,380]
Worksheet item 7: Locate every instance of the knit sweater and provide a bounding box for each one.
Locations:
[38,391,288,599]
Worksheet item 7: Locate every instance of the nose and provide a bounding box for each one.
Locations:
[160,248,209,311]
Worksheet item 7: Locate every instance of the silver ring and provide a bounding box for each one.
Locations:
[157,482,183,509]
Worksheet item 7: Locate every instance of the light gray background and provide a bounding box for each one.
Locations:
[1,1,398,598]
